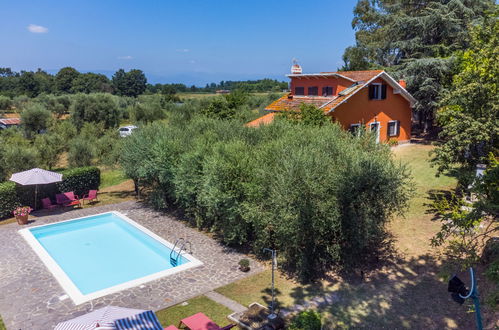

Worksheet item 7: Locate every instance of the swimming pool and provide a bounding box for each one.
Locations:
[19,211,202,305]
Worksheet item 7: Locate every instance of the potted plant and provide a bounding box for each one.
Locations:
[239,258,250,272]
[13,206,32,225]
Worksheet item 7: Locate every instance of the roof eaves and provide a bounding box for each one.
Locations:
[286,73,356,83]
[326,71,417,113]
[378,72,417,106]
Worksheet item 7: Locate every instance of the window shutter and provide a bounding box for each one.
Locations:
[368,85,374,99]
[396,120,400,136]
[381,85,387,99]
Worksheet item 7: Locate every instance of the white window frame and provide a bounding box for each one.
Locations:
[372,83,382,100]
[387,120,399,137]
[349,123,361,136]
[369,121,381,143]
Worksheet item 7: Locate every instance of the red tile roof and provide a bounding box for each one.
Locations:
[245,112,277,127]
[0,118,20,125]
[250,70,397,127]
[321,70,383,82]
[264,83,365,114]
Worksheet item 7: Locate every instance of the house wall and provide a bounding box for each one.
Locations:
[290,76,353,96]
[330,78,412,143]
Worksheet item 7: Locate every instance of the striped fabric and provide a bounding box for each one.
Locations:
[54,321,99,330]
[114,311,163,330]
[55,306,147,330]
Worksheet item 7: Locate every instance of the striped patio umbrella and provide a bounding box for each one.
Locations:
[9,168,63,210]
[54,306,151,330]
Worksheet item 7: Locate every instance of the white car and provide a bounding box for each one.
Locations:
[118,125,137,137]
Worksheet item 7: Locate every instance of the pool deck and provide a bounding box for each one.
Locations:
[0,201,264,330]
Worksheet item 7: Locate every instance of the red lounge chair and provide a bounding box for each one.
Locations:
[82,189,98,205]
[179,312,235,330]
[41,198,58,210]
[56,192,81,207]
[164,326,179,330]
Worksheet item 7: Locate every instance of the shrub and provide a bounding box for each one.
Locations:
[289,310,322,330]
[20,103,51,139]
[34,133,64,169]
[238,259,250,271]
[202,97,235,120]
[68,139,95,167]
[0,182,20,219]
[131,99,166,123]
[0,95,12,110]
[485,260,499,284]
[121,118,411,279]
[57,166,100,197]
[71,93,120,130]
[2,144,40,174]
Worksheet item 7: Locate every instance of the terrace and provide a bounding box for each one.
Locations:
[0,201,263,329]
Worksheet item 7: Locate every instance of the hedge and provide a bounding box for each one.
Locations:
[0,166,101,219]
[120,118,412,280]
[57,166,101,197]
[0,182,20,218]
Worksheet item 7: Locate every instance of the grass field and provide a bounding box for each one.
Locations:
[100,168,128,189]
[155,296,232,328]
[178,92,280,101]
[214,144,475,329]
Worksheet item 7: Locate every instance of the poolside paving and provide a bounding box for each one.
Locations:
[0,201,263,330]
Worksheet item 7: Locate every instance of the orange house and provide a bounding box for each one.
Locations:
[247,67,415,143]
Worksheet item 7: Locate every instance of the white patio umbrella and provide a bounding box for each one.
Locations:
[9,168,63,210]
[54,306,150,330]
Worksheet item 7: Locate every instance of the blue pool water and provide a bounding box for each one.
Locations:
[29,212,188,295]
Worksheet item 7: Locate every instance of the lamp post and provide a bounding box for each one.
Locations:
[263,248,277,320]
[448,267,483,330]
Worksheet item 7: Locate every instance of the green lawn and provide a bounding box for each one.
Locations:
[215,269,333,311]
[155,296,233,328]
[100,168,128,189]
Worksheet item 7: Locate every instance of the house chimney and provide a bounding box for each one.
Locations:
[291,58,302,74]
[399,79,407,88]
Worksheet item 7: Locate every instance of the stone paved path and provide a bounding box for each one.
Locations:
[204,291,247,313]
[0,201,263,330]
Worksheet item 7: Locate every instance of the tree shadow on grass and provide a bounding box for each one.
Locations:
[310,254,475,329]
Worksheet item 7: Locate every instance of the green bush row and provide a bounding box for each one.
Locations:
[0,166,100,219]
[120,118,411,280]
[0,182,20,218]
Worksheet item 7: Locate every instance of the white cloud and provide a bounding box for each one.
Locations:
[176,48,190,53]
[117,55,133,60]
[27,24,48,33]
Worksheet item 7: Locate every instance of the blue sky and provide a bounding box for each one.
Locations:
[0,0,358,85]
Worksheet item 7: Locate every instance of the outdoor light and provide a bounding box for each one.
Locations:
[448,275,468,304]
[263,248,278,320]
[447,268,483,329]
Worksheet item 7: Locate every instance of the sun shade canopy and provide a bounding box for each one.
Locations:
[9,168,62,186]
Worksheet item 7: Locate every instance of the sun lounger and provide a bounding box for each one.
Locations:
[82,189,98,204]
[41,197,58,210]
[179,312,235,330]
[56,192,81,207]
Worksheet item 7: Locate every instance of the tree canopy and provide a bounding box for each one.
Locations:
[112,69,147,97]
[432,8,498,173]
[343,0,495,130]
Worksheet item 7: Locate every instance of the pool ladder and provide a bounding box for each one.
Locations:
[170,238,192,266]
